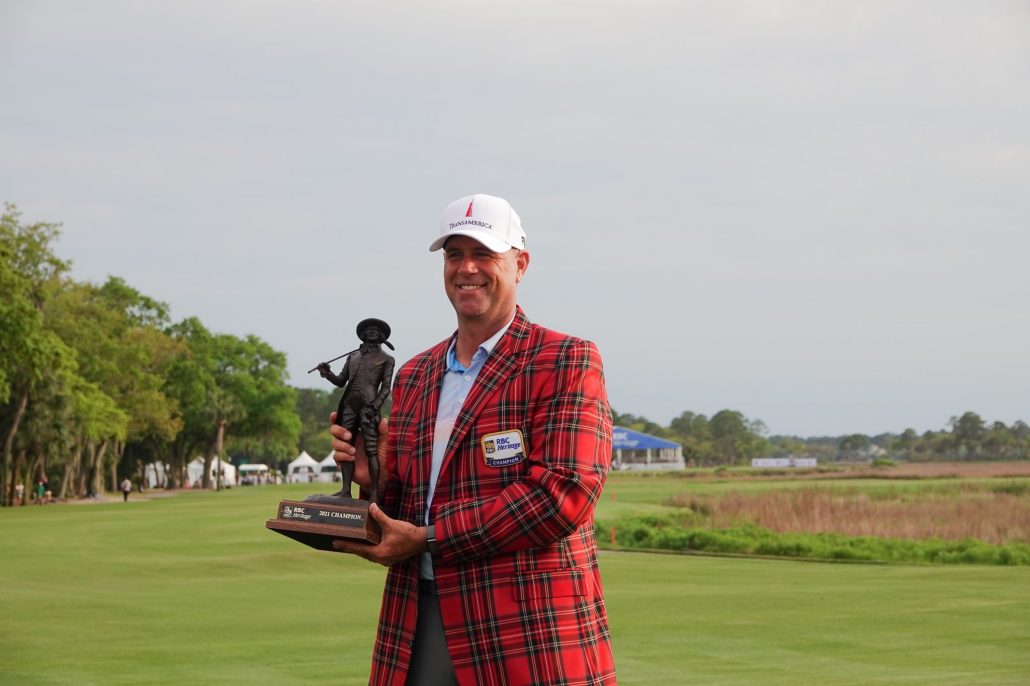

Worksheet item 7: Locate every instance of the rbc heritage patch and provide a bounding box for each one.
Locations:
[481,429,525,467]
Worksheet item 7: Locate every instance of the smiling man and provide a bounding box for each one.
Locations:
[331,193,616,686]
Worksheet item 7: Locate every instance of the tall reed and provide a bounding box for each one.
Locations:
[668,483,1029,545]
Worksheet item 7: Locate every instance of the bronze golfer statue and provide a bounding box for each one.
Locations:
[314,318,395,504]
[266,318,395,549]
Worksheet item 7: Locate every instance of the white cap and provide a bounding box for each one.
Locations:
[429,194,527,253]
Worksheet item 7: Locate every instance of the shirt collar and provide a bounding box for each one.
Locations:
[446,313,516,373]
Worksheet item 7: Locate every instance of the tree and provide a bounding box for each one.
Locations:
[890,428,919,459]
[295,387,343,460]
[226,334,301,465]
[66,375,129,497]
[1012,421,1030,460]
[44,278,184,496]
[167,320,298,489]
[950,411,986,459]
[668,411,714,464]
[610,410,671,441]
[838,434,871,460]
[710,409,765,465]
[768,435,806,458]
[669,411,711,441]
[93,280,184,488]
[983,421,1015,460]
[0,205,72,505]
[164,317,217,486]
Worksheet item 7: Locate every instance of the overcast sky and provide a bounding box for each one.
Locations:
[2,1,1028,437]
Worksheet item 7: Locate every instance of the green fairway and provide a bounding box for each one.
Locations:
[2,485,1029,685]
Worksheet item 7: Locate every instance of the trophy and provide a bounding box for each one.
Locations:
[266,318,395,552]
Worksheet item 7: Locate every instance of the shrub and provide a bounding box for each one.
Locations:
[597,516,1030,565]
[990,481,1030,497]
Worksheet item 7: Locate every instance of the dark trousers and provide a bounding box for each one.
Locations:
[406,579,458,686]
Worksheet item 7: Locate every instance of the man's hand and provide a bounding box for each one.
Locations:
[317,362,332,379]
[329,412,388,491]
[332,503,427,566]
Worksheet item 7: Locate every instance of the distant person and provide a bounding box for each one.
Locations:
[120,477,132,502]
[35,480,45,505]
[15,482,24,506]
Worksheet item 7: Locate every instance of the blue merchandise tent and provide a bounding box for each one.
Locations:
[612,426,684,470]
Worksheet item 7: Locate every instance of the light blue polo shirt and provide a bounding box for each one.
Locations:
[420,316,514,580]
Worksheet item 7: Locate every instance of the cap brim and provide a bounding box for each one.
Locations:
[429,230,512,253]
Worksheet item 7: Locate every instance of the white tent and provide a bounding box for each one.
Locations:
[317,451,340,483]
[143,462,170,489]
[187,456,237,488]
[287,451,319,483]
[238,463,270,485]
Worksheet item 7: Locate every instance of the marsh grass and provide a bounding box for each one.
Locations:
[667,482,1030,545]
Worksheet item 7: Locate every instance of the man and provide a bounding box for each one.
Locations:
[331,193,615,686]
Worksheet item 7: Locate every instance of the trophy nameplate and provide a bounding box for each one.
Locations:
[266,497,380,551]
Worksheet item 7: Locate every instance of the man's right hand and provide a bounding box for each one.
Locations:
[329,412,388,492]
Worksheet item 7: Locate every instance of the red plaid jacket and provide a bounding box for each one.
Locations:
[370,307,616,686]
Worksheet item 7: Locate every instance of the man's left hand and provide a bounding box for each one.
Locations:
[332,503,427,566]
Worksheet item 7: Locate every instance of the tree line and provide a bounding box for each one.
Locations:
[834,411,1030,462]
[1,205,299,505]
[614,409,1030,465]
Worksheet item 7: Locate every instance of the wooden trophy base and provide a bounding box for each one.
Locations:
[266,496,380,551]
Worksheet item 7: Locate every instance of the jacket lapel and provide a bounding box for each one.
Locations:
[408,340,448,513]
[437,308,532,480]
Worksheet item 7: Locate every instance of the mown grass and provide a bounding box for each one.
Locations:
[603,552,1030,685]
[1,485,384,685]
[2,485,1029,684]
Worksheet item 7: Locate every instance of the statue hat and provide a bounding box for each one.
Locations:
[356,318,393,349]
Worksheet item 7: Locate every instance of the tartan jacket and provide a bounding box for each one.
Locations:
[369,307,616,686]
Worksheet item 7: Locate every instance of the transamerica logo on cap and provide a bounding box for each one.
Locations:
[449,219,493,230]
[466,201,474,217]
